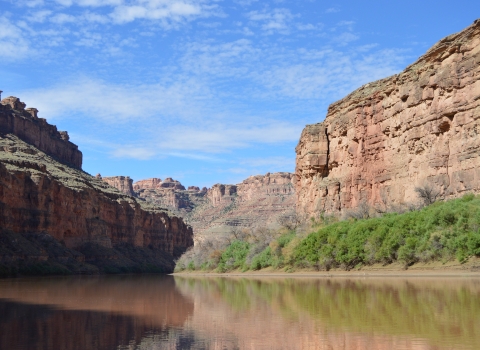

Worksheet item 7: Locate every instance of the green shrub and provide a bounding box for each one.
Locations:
[217,240,250,272]
[292,195,480,269]
[250,247,274,270]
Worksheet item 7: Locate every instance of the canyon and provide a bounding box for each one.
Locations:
[105,172,296,243]
[0,97,193,274]
[296,19,480,217]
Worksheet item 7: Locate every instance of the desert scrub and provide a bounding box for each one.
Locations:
[292,194,480,269]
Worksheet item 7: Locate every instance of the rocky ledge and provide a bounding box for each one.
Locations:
[296,19,480,217]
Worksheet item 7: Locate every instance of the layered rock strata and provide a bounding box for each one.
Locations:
[0,97,82,169]
[131,172,295,242]
[101,175,135,196]
[0,135,192,255]
[0,97,193,273]
[296,20,480,216]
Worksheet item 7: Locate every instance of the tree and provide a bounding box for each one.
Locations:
[345,200,372,220]
[277,211,305,230]
[414,184,439,206]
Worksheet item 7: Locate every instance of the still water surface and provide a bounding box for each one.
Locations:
[0,275,479,349]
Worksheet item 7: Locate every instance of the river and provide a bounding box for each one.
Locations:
[0,275,478,349]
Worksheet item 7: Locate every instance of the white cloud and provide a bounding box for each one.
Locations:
[51,13,77,23]
[112,147,156,160]
[256,48,409,100]
[14,0,45,7]
[240,156,293,168]
[53,0,123,7]
[234,0,258,6]
[332,32,359,46]
[0,17,31,59]
[180,39,259,77]
[297,23,315,31]
[248,8,296,34]
[325,7,339,14]
[24,0,215,27]
[176,36,409,101]
[17,76,301,158]
[29,10,52,22]
[19,77,210,122]
[109,0,210,24]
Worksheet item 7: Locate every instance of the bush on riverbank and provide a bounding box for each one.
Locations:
[175,193,480,272]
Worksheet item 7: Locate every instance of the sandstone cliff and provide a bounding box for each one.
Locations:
[0,96,193,274]
[130,172,295,243]
[296,20,480,217]
[100,175,135,196]
[0,97,82,169]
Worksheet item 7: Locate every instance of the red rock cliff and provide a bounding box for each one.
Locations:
[0,96,82,169]
[0,98,193,261]
[296,20,480,216]
[101,175,135,196]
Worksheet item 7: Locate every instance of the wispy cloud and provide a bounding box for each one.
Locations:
[110,1,207,24]
[247,8,296,34]
[0,17,31,59]
[18,77,302,158]
[325,7,339,14]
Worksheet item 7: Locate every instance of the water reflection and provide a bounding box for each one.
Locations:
[0,275,196,350]
[0,275,479,349]
[174,277,480,349]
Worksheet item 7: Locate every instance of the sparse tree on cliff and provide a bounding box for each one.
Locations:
[277,211,305,231]
[415,184,440,206]
[345,200,372,220]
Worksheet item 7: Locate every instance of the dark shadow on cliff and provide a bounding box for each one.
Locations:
[0,229,176,277]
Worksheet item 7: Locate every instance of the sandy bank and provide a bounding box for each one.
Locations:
[172,257,480,278]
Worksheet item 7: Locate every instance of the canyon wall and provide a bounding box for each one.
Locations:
[129,172,295,243]
[0,97,82,169]
[0,97,194,273]
[296,20,480,216]
[0,136,193,256]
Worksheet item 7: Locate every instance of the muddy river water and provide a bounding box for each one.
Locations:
[0,275,479,349]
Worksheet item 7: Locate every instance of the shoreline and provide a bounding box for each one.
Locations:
[172,258,480,278]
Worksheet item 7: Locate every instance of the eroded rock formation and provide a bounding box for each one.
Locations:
[101,175,135,196]
[129,172,295,243]
[296,20,480,216]
[0,97,82,169]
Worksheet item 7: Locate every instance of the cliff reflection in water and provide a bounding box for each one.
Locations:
[0,276,196,350]
[0,276,480,349]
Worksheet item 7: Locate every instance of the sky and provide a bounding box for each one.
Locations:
[0,0,478,187]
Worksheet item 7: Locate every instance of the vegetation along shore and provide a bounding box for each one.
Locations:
[175,193,480,274]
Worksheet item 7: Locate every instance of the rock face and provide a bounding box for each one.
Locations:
[101,175,135,196]
[131,172,296,243]
[0,97,194,273]
[0,97,82,169]
[296,20,480,217]
[0,135,193,256]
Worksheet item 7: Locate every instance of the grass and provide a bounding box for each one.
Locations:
[175,193,480,272]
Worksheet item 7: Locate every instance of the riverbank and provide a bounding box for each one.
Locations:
[172,256,480,277]
[175,195,480,275]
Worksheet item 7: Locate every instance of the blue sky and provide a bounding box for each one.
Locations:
[0,0,477,187]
